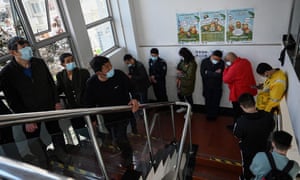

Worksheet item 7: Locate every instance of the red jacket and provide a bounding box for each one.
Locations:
[223,57,257,102]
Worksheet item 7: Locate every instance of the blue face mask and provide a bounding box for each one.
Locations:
[127,64,132,67]
[211,59,218,64]
[151,56,158,61]
[20,47,33,61]
[106,68,115,79]
[66,62,76,71]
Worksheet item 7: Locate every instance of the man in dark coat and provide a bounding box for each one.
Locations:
[56,53,90,139]
[200,50,225,120]
[148,48,168,102]
[233,93,275,180]
[85,55,139,168]
[0,36,71,167]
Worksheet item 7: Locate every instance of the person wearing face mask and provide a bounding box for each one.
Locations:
[200,50,225,120]
[148,48,168,102]
[176,47,197,117]
[255,62,287,113]
[56,53,90,141]
[0,36,72,167]
[123,54,151,104]
[223,52,257,131]
[123,54,150,134]
[85,56,139,168]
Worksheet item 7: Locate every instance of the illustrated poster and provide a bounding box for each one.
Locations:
[200,10,226,43]
[227,8,254,42]
[177,13,200,43]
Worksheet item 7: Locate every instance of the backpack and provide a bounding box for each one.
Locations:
[263,152,294,180]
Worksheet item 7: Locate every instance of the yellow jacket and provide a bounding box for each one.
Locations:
[256,69,287,112]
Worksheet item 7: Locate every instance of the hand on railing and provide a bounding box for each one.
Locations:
[128,99,139,113]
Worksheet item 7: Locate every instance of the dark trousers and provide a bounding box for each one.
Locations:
[204,88,222,118]
[0,101,22,160]
[134,90,148,104]
[0,127,22,160]
[22,120,66,150]
[153,81,168,102]
[105,119,133,161]
[241,150,255,180]
[178,93,194,111]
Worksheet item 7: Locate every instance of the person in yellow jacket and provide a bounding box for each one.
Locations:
[255,63,287,112]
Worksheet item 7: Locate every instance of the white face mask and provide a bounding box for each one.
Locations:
[211,59,218,64]
[226,61,232,66]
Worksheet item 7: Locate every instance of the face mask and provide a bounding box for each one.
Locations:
[20,47,33,61]
[151,56,158,61]
[226,61,232,66]
[211,59,218,64]
[66,62,76,71]
[106,68,115,79]
[127,64,132,67]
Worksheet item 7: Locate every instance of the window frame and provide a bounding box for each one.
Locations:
[83,0,119,56]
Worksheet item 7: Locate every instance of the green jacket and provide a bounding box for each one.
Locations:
[177,59,197,96]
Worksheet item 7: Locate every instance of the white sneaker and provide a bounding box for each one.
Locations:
[176,107,187,113]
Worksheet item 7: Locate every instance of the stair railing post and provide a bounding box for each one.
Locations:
[143,108,155,165]
[173,102,191,180]
[170,104,176,141]
[84,115,109,180]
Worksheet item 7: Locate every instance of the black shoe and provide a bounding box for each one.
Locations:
[226,125,234,131]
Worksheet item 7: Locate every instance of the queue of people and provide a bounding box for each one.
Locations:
[0,36,298,179]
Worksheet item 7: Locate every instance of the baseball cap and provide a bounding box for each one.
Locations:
[7,36,29,50]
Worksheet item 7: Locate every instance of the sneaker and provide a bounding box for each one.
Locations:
[176,107,187,113]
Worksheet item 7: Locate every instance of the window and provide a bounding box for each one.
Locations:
[22,0,66,41]
[79,0,118,55]
[0,1,23,58]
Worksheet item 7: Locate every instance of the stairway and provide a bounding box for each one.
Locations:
[192,153,242,180]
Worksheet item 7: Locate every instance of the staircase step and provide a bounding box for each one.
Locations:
[196,154,242,173]
[192,154,242,179]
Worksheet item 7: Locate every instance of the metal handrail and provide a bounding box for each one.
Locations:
[0,156,73,180]
[0,101,192,180]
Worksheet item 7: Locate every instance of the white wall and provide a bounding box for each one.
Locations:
[282,53,300,152]
[124,0,292,107]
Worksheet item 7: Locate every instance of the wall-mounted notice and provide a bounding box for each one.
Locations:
[200,10,226,43]
[227,8,254,42]
[176,12,200,43]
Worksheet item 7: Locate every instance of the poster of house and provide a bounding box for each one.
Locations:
[200,10,226,43]
[227,8,254,42]
[177,12,200,43]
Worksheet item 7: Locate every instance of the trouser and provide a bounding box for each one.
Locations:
[153,81,168,102]
[177,93,194,111]
[204,88,222,118]
[105,119,133,161]
[0,126,22,161]
[71,117,89,139]
[240,150,255,180]
[133,90,148,104]
[23,120,66,149]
